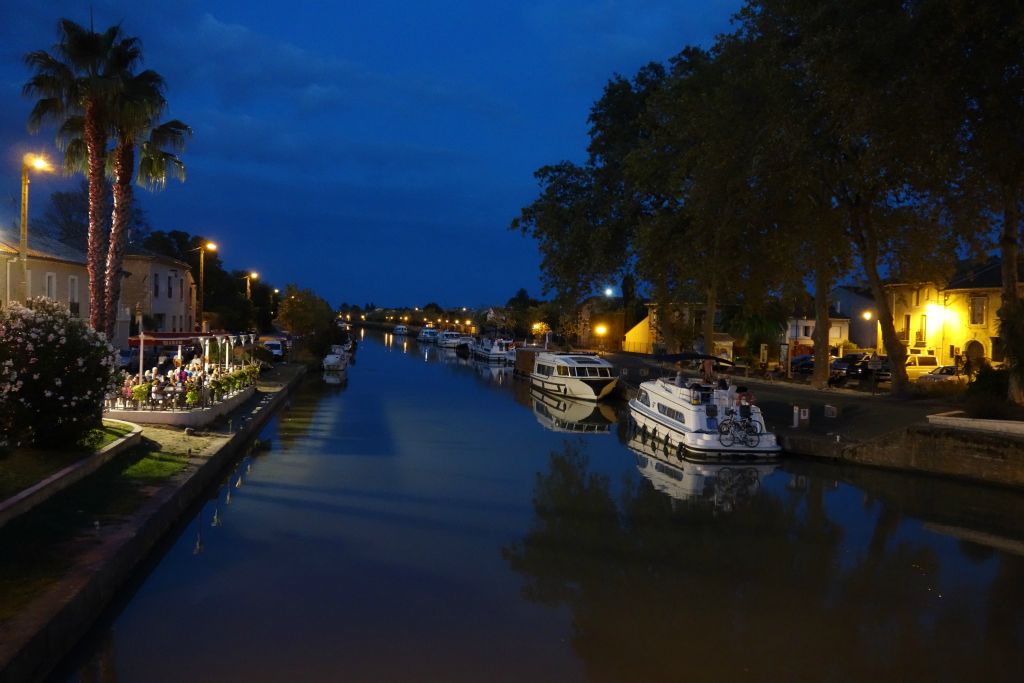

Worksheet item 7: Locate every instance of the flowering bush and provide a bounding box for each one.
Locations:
[0,298,116,448]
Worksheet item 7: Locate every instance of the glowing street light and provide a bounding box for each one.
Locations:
[861,311,873,321]
[604,287,614,297]
[594,323,608,352]
[19,153,53,301]
[244,271,258,300]
[191,241,217,331]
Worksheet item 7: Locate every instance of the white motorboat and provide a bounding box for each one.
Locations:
[627,378,781,457]
[628,431,777,510]
[322,344,349,371]
[471,338,515,363]
[416,327,439,343]
[437,330,468,348]
[393,324,408,335]
[530,389,615,434]
[516,350,618,401]
[322,369,347,385]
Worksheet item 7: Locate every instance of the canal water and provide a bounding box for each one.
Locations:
[57,330,1024,682]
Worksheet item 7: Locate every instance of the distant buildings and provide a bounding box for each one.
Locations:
[0,228,88,319]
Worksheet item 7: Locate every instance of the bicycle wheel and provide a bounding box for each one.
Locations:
[745,418,763,434]
[743,426,761,448]
[719,426,736,447]
[718,418,734,436]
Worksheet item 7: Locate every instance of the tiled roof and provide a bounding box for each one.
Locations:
[0,228,86,264]
[945,257,1024,290]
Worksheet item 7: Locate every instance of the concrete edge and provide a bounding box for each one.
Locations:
[0,368,306,683]
[926,411,1024,437]
[0,421,143,531]
[105,386,256,427]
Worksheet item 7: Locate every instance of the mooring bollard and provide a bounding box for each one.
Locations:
[792,404,800,428]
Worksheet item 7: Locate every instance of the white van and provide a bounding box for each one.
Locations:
[263,340,285,361]
[904,354,939,379]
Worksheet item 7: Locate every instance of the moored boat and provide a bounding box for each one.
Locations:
[517,350,618,401]
[471,338,515,363]
[393,324,408,335]
[416,327,439,343]
[627,378,781,457]
[322,344,349,371]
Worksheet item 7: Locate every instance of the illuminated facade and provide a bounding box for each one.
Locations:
[884,258,1022,365]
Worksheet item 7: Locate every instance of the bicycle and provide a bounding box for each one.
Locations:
[717,406,762,448]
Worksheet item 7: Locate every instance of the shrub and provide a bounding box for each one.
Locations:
[0,298,116,448]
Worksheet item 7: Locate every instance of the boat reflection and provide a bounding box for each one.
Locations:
[531,388,615,435]
[472,359,510,384]
[627,430,776,512]
[321,369,347,386]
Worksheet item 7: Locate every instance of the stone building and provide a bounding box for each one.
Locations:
[111,248,197,349]
[0,227,89,319]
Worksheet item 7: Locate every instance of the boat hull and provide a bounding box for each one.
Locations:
[531,374,618,402]
[628,399,781,458]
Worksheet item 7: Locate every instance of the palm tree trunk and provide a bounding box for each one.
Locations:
[999,187,1023,404]
[84,102,108,334]
[104,142,134,341]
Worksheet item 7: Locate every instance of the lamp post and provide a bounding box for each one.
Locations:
[245,272,258,300]
[594,323,608,352]
[192,242,217,332]
[19,153,53,302]
[136,303,145,380]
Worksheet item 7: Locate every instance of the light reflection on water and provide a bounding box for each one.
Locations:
[58,331,1024,682]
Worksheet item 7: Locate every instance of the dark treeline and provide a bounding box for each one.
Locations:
[513,0,1024,401]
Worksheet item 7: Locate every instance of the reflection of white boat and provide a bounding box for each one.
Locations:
[322,344,349,371]
[417,327,439,343]
[322,369,347,385]
[394,324,408,335]
[474,360,510,383]
[472,338,515,363]
[516,350,618,401]
[628,431,776,510]
[628,379,781,457]
[530,389,615,434]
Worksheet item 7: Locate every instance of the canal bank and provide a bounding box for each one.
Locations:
[607,351,1024,490]
[0,364,306,683]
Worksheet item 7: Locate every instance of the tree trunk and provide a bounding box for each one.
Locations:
[999,188,1023,404]
[849,206,907,393]
[84,102,108,335]
[811,268,832,389]
[703,283,717,382]
[104,143,134,341]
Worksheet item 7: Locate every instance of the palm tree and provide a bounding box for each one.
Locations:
[103,65,190,340]
[24,19,142,334]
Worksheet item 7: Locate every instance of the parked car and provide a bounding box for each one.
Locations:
[904,354,941,380]
[795,355,838,374]
[831,352,871,376]
[789,354,813,372]
[849,357,891,383]
[917,365,967,385]
[263,340,285,361]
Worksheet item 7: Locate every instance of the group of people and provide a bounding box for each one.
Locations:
[114,357,230,409]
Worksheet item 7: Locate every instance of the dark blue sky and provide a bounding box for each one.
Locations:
[0,0,740,308]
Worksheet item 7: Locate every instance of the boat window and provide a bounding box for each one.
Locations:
[557,366,568,376]
[657,403,685,424]
[538,364,553,376]
[638,390,650,407]
[599,367,610,377]
[568,367,577,376]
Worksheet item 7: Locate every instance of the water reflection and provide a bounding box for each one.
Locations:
[628,431,776,512]
[531,389,615,435]
[504,442,1024,682]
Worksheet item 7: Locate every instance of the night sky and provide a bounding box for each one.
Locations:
[0,1,740,308]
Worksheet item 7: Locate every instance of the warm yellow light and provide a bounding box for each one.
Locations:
[595,324,608,336]
[206,242,217,251]
[861,311,872,321]
[249,272,258,280]
[925,303,946,322]
[273,288,280,294]
[532,323,540,330]
[24,154,53,172]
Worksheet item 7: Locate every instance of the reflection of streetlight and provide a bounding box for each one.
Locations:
[191,242,216,331]
[19,153,53,301]
[244,271,258,300]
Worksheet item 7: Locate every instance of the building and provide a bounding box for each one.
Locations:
[784,307,851,356]
[111,248,197,349]
[884,257,1023,366]
[0,227,88,319]
[622,302,733,358]
[830,285,877,349]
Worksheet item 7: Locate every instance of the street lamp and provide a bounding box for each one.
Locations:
[594,323,608,352]
[19,153,53,301]
[244,271,258,300]
[604,287,614,297]
[192,242,217,332]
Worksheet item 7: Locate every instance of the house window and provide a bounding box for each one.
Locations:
[899,314,910,341]
[969,296,986,325]
[918,314,927,343]
[153,313,165,331]
[914,289,921,306]
[803,325,812,337]
[45,272,57,299]
[179,278,184,301]
[154,273,160,298]
[167,274,173,299]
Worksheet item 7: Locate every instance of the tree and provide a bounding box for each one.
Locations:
[24,20,142,334]
[37,181,148,252]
